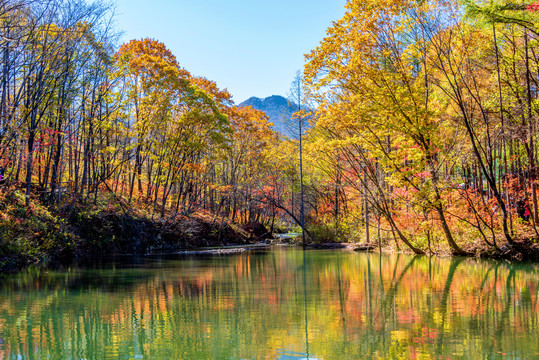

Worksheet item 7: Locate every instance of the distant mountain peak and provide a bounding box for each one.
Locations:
[242,96,264,106]
[242,95,293,106]
[239,95,297,137]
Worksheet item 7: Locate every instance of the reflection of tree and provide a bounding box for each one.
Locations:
[350,255,418,358]
[381,255,418,310]
[493,268,516,355]
[302,250,309,358]
[0,251,538,359]
[469,261,501,342]
[435,256,466,354]
[336,252,346,326]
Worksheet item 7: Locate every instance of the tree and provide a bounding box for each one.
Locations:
[288,71,308,246]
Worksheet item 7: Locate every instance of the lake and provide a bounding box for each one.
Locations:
[0,247,538,359]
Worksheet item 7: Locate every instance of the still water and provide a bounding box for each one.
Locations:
[0,247,538,359]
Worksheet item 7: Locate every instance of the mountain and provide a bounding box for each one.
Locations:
[239,95,298,137]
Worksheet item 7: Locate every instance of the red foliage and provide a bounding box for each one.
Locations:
[527,2,539,11]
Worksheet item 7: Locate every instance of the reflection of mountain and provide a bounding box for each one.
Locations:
[239,95,297,137]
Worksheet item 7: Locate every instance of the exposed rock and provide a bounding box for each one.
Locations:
[308,243,348,249]
[350,243,377,252]
[176,248,247,255]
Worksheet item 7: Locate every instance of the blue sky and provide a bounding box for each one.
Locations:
[112,0,347,104]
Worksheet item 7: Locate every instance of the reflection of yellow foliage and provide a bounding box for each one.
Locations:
[391,330,411,343]
[0,250,538,359]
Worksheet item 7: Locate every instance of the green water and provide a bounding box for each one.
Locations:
[0,248,538,359]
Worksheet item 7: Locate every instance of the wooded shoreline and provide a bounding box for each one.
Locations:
[2,0,539,266]
[1,184,538,274]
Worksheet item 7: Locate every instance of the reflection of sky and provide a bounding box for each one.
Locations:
[276,352,320,360]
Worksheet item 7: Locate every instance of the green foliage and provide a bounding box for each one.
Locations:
[308,223,342,243]
[0,190,77,271]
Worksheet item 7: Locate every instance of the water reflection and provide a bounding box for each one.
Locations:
[0,249,537,359]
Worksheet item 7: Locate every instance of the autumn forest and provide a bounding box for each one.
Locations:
[1,0,539,267]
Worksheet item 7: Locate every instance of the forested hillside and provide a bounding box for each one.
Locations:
[302,0,539,258]
[1,0,539,269]
[0,0,297,268]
